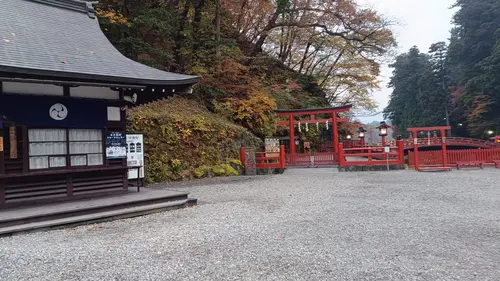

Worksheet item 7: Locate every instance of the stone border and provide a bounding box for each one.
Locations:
[338,165,405,172]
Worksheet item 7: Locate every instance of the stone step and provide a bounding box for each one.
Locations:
[0,199,195,237]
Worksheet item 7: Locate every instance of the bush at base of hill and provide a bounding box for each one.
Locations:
[128,96,261,183]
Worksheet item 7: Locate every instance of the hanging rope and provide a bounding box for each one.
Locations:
[298,122,301,132]
[316,122,319,131]
[305,123,309,132]
[325,120,329,130]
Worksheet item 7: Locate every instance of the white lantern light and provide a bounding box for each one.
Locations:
[380,127,387,136]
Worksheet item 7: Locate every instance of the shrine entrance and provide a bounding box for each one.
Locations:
[275,106,352,167]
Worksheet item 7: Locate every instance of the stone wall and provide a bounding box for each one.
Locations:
[338,165,405,172]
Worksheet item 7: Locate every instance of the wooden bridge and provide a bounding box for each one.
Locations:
[385,137,500,150]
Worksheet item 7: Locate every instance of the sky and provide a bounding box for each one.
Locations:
[357,0,458,123]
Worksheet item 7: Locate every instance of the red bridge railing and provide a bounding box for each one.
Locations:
[338,140,405,167]
[383,137,500,149]
[409,148,500,167]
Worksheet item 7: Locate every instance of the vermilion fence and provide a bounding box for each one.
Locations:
[286,152,337,166]
[240,145,286,170]
[409,148,500,167]
[338,141,405,167]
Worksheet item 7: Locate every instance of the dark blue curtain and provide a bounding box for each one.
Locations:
[0,94,107,128]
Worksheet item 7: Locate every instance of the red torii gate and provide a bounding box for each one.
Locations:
[275,105,352,164]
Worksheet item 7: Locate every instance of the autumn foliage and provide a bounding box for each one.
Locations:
[96,0,396,181]
[128,97,261,182]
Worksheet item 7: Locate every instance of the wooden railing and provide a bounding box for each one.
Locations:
[240,145,286,170]
[338,140,404,167]
[383,137,500,149]
[409,148,500,167]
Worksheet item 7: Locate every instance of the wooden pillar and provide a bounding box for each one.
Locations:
[289,114,295,158]
[239,147,245,166]
[279,145,286,169]
[338,143,345,166]
[0,127,4,175]
[381,135,386,146]
[441,129,448,168]
[412,132,420,171]
[332,112,338,160]
[396,140,404,165]
[0,180,4,205]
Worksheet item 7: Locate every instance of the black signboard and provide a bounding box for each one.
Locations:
[106,131,127,159]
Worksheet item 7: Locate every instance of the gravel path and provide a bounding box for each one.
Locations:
[1,168,500,280]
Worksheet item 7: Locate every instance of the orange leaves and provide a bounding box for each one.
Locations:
[469,95,493,119]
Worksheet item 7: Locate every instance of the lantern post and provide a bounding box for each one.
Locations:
[357,127,367,148]
[377,121,390,146]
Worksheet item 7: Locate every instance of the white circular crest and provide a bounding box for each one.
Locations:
[49,103,68,120]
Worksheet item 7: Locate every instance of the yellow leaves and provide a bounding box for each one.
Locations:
[95,8,131,27]
[171,159,182,168]
[227,91,276,127]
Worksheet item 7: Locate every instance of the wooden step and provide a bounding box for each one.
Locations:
[0,188,194,229]
[0,199,196,237]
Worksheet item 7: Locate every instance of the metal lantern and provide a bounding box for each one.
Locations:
[377,121,389,136]
[357,127,367,138]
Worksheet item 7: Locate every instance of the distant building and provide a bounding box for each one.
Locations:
[363,122,394,145]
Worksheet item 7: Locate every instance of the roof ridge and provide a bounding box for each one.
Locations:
[27,0,96,18]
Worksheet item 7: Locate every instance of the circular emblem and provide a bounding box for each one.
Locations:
[49,103,68,120]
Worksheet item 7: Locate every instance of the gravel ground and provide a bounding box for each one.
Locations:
[1,168,500,280]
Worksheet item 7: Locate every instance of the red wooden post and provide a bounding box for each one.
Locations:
[289,114,295,164]
[381,135,386,146]
[396,140,404,165]
[368,148,373,165]
[338,143,345,166]
[279,145,286,169]
[441,129,448,168]
[413,137,420,171]
[332,112,339,160]
[240,147,245,166]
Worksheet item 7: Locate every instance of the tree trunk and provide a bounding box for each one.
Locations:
[192,0,207,54]
[252,10,280,55]
[215,0,221,57]
[298,41,311,73]
[174,1,191,72]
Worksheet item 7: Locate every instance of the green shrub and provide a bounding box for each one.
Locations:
[128,96,261,182]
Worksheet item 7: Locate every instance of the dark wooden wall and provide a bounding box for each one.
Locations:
[0,93,129,208]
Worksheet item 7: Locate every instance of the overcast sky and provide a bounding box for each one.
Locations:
[357,0,457,123]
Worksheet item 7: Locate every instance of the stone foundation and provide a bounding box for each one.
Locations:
[338,164,405,172]
[256,168,286,175]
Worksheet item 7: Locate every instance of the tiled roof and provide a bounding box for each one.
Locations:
[0,0,199,86]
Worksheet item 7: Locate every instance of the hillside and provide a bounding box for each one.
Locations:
[97,0,395,181]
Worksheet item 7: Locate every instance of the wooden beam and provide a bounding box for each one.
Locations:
[277,118,349,126]
[276,107,351,116]
[407,126,451,133]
